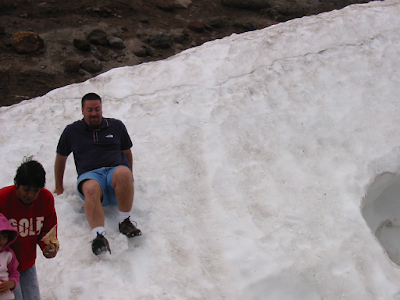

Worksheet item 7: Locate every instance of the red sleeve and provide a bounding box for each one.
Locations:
[36,190,58,251]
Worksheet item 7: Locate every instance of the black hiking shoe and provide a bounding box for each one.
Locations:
[91,232,111,255]
[119,218,142,237]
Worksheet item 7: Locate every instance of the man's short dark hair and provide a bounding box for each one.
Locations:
[14,157,46,188]
[81,93,102,108]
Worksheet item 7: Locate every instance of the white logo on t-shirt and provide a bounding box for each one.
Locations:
[9,217,44,237]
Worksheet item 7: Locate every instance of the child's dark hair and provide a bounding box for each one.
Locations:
[0,231,10,240]
[14,156,46,188]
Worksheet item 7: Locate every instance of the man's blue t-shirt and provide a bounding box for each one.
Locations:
[56,118,133,176]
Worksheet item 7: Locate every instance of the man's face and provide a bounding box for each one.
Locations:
[82,99,102,128]
[16,185,40,204]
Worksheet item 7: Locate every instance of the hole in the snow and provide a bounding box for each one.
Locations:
[362,172,400,265]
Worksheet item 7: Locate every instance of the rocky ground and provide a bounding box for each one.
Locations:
[0,0,374,106]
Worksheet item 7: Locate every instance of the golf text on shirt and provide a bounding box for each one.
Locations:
[8,217,44,237]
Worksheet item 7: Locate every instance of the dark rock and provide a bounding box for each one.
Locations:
[204,23,214,32]
[145,33,172,48]
[221,0,271,9]
[276,5,306,18]
[80,59,102,73]
[188,20,205,33]
[0,26,5,36]
[136,49,148,57]
[91,45,110,61]
[125,38,149,57]
[2,36,12,47]
[174,0,192,8]
[207,17,226,28]
[73,39,91,51]
[88,29,108,46]
[263,8,279,20]
[89,6,113,17]
[173,35,184,44]
[64,60,80,73]
[12,31,45,54]
[108,36,125,49]
[173,31,190,44]
[233,20,258,31]
[156,0,175,11]
[145,47,155,57]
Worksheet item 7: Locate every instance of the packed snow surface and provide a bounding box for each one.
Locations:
[1,0,400,299]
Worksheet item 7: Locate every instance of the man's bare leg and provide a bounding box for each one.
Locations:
[112,166,134,213]
[82,179,111,255]
[112,166,141,236]
[81,179,105,229]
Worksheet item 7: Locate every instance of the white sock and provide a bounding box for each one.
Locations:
[119,211,131,223]
[92,226,106,238]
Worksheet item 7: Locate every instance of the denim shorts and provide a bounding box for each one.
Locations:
[77,166,126,207]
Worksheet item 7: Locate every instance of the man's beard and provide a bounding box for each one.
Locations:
[89,117,101,127]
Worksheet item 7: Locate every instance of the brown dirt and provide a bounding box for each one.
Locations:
[0,0,373,107]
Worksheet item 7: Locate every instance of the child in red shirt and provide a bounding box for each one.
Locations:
[0,158,59,300]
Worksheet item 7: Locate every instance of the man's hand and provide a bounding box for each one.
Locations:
[54,153,68,196]
[0,279,14,294]
[54,187,64,195]
[43,243,58,258]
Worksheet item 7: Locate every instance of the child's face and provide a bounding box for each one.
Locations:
[16,185,40,204]
[0,232,9,250]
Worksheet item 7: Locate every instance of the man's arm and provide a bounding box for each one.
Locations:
[54,153,68,195]
[122,149,133,170]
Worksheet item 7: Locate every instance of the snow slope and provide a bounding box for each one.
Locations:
[0,0,400,299]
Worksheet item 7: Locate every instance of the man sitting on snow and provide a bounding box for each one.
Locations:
[54,92,141,255]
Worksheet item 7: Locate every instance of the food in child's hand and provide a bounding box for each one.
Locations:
[49,237,59,251]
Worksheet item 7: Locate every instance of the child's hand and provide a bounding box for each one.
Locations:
[43,243,58,258]
[43,236,59,258]
[0,279,14,294]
